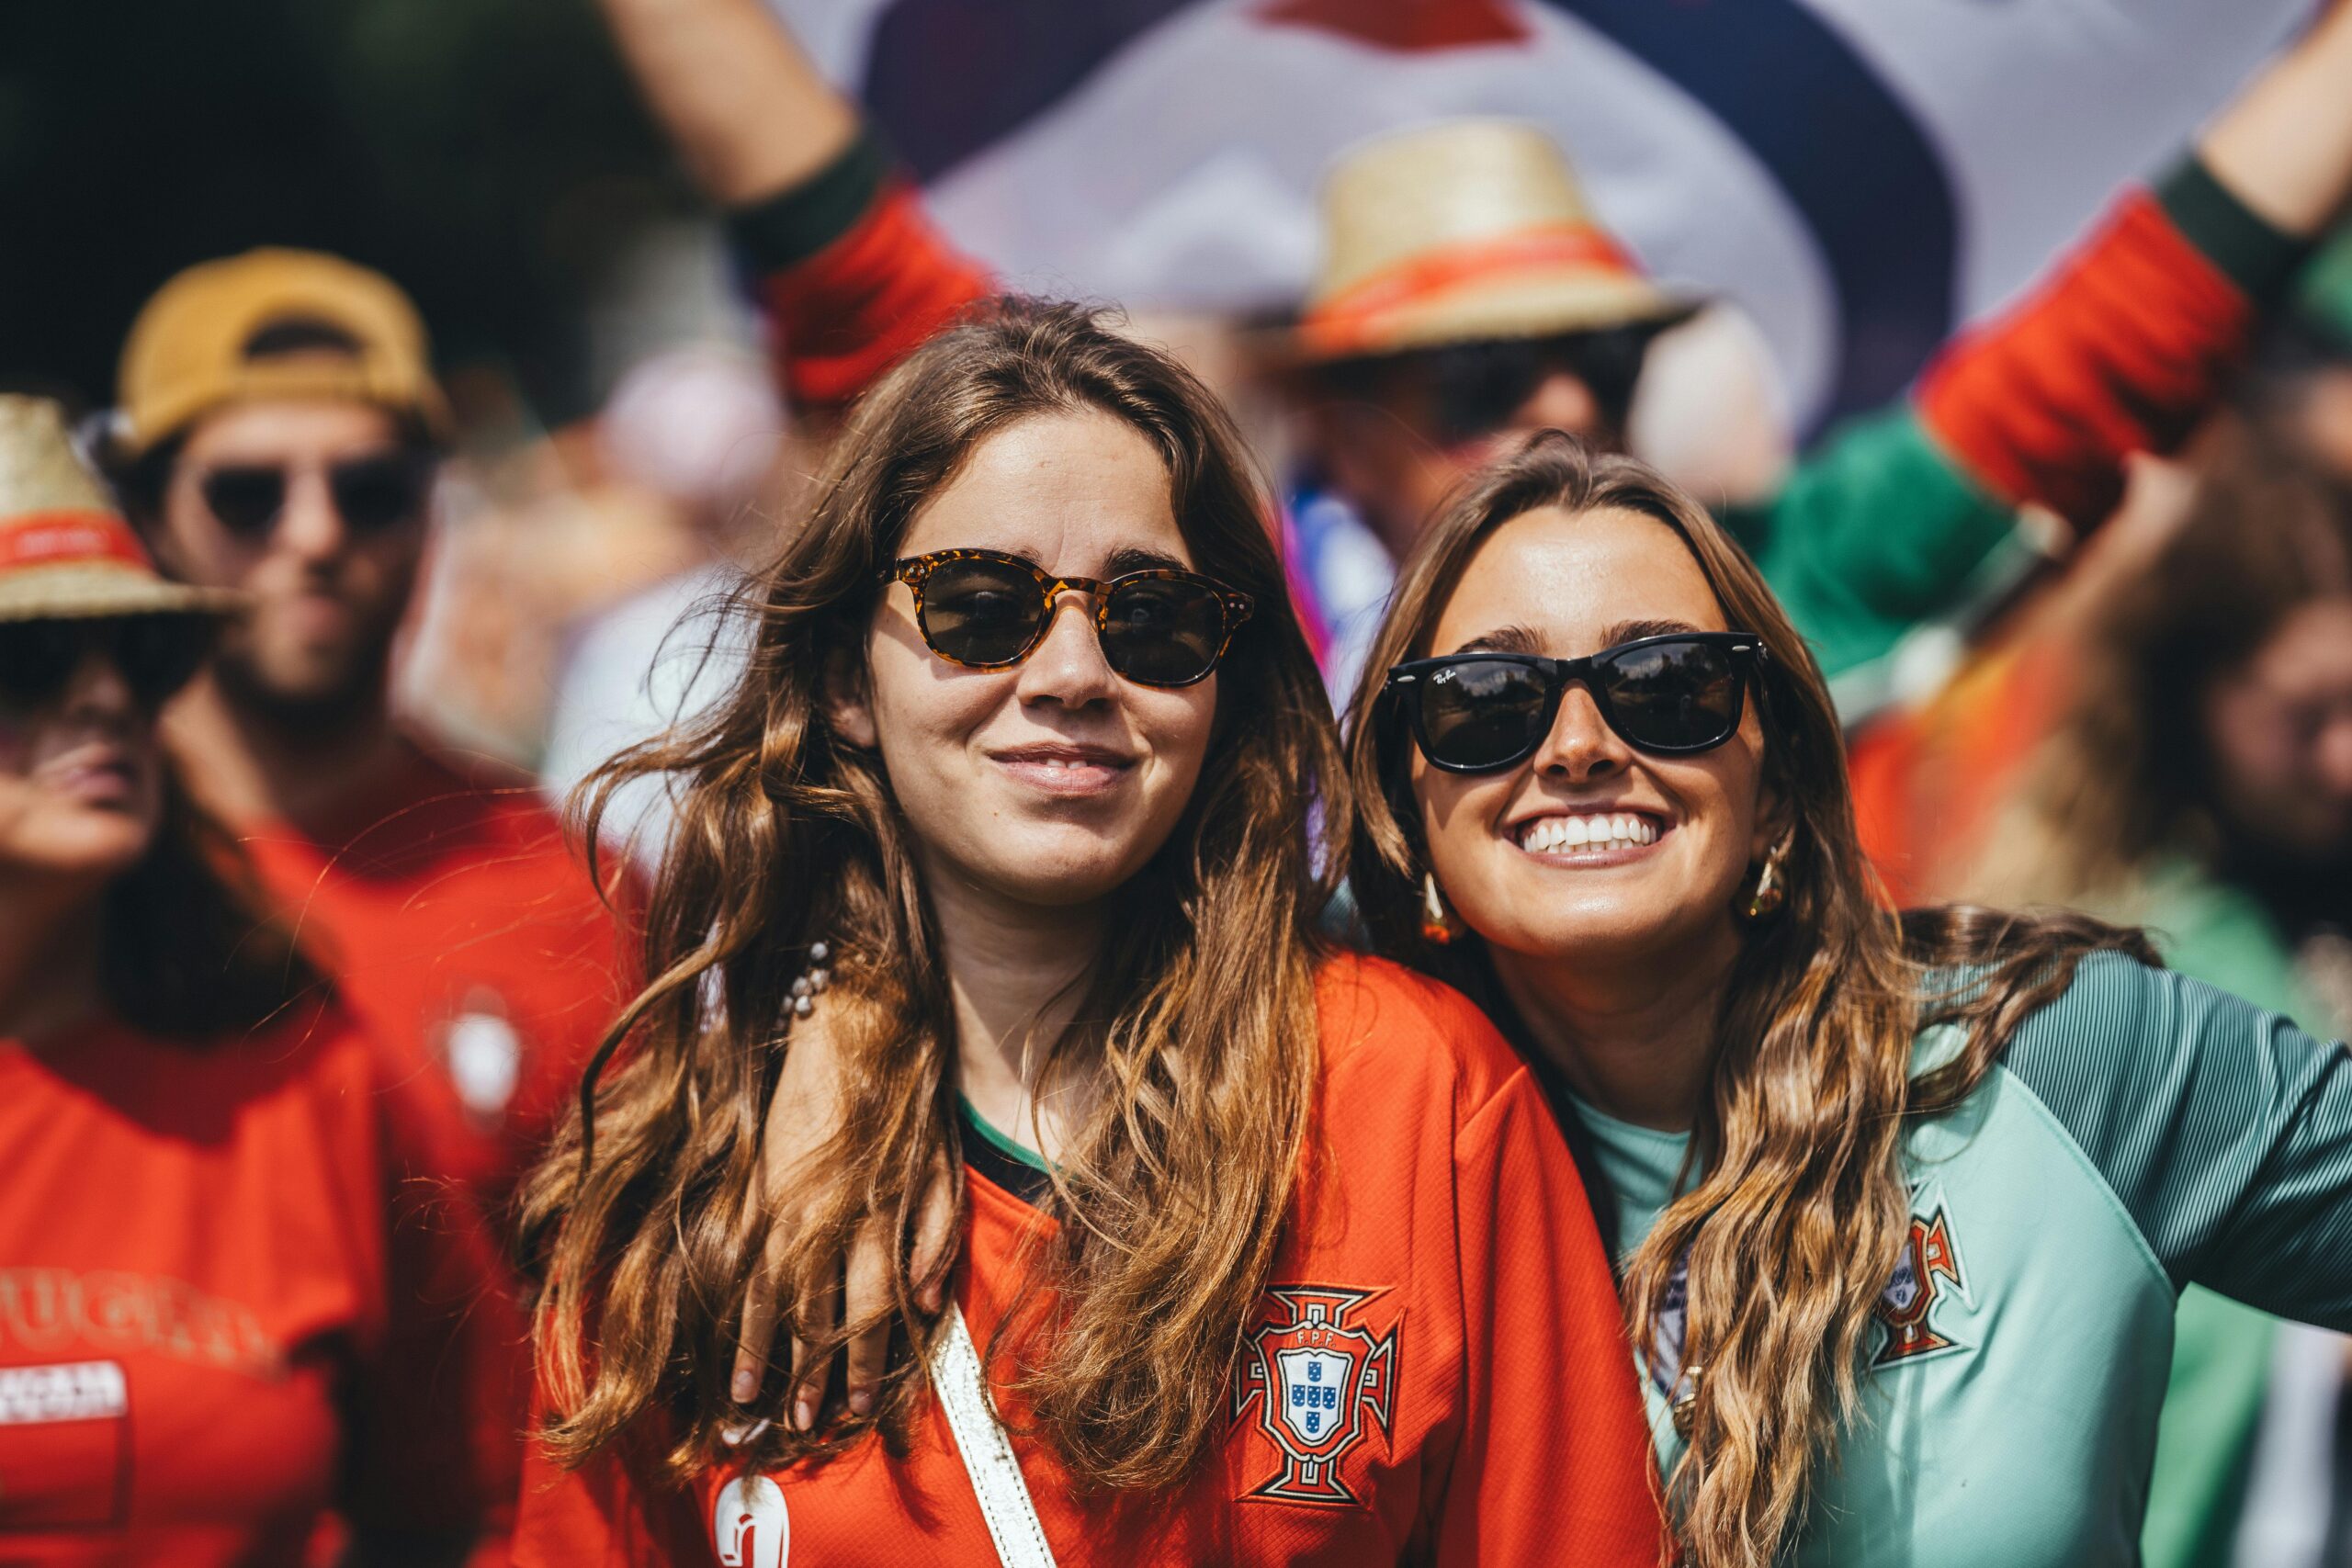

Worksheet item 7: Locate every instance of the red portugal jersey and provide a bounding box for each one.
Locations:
[0,1004,518,1564]
[233,740,636,1215]
[514,953,1666,1567]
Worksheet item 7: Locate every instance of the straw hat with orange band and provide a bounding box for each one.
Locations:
[1283,118,1696,367]
[0,396,236,626]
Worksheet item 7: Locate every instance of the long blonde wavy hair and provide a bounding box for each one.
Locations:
[1345,434,2151,1568]
[522,300,1343,1491]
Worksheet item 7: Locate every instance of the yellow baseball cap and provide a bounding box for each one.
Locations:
[114,247,453,457]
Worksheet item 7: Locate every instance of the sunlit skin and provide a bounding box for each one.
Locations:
[1410,505,1779,1129]
[0,647,166,1039]
[828,409,1220,1154]
[2203,595,2352,859]
[149,399,424,716]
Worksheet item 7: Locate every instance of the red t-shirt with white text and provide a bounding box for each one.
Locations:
[0,1004,516,1564]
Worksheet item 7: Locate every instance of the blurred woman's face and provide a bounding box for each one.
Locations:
[2203,595,2352,860]
[0,629,167,888]
[1409,505,1774,969]
[835,410,1219,912]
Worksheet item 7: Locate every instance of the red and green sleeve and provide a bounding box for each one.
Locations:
[1734,154,2309,690]
[729,125,995,409]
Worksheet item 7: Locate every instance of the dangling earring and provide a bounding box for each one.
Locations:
[1742,839,1791,920]
[1421,872,1463,945]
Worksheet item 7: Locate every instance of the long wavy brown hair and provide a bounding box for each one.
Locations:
[522,299,1342,1491]
[1344,433,2153,1568]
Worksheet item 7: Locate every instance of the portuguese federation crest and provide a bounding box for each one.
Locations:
[1873,1189,1971,1366]
[1232,1285,1398,1506]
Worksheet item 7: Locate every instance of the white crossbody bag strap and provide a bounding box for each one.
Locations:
[927,1301,1059,1568]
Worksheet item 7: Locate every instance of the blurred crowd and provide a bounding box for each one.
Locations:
[6,1,2352,1565]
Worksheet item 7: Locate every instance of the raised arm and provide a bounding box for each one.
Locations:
[597,0,994,410]
[1747,4,2352,691]
[596,0,857,208]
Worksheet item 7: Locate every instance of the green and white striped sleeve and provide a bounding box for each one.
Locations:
[2000,952,2352,1328]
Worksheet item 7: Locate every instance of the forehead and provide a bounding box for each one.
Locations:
[1430,504,1725,656]
[898,409,1192,572]
[180,399,401,465]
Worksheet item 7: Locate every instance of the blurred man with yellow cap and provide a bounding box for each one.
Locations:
[602,0,2352,716]
[100,247,633,1239]
[106,247,449,740]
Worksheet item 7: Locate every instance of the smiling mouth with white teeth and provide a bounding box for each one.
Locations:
[1516,813,1663,856]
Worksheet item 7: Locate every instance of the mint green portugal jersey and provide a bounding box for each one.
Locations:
[1572,953,2352,1566]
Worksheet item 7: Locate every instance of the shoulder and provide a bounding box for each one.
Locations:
[1313,951,1529,1114]
[224,997,382,1117]
[1991,947,2336,1173]
[63,998,384,1151]
[2005,948,2232,1057]
[399,737,613,888]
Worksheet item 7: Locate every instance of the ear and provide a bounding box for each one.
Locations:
[822,643,877,749]
[1750,774,1795,863]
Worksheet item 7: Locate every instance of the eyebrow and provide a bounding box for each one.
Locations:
[1102,545,1191,576]
[1439,617,1709,658]
[1603,617,1709,646]
[1443,624,1546,656]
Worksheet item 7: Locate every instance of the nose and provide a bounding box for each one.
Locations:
[275,468,350,563]
[1509,370,1601,441]
[1528,682,1627,784]
[59,648,140,727]
[1012,589,1118,708]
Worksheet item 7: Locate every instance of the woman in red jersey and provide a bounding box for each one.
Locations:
[0,395,513,1565]
[514,301,1662,1567]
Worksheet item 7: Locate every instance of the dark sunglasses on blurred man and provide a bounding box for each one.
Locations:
[194,452,432,538]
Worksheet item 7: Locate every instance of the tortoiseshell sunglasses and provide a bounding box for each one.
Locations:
[882,548,1253,688]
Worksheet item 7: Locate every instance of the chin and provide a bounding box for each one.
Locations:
[1464,884,1724,967]
[219,647,387,725]
[21,820,153,883]
[968,831,1164,909]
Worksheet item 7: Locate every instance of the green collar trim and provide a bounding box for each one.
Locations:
[958,1093,1054,1175]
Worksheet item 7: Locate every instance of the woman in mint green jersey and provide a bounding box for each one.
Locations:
[1342,432,2352,1568]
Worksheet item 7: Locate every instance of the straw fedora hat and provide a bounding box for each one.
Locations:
[1284,119,1697,364]
[0,395,239,624]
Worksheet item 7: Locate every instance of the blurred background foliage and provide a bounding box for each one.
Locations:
[0,0,695,424]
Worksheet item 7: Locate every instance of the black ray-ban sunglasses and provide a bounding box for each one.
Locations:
[883,548,1253,689]
[1385,632,1768,773]
[196,452,432,538]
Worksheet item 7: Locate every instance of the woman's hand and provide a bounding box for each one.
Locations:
[732,1010,958,1427]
